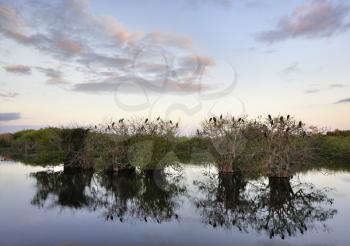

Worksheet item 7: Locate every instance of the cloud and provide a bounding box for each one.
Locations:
[185,0,232,8]
[0,112,21,121]
[335,97,350,104]
[244,1,269,9]
[0,92,20,98]
[283,62,298,74]
[256,0,350,43]
[304,89,320,94]
[72,74,211,94]
[329,83,344,88]
[305,83,346,94]
[4,64,31,74]
[36,67,69,85]
[0,0,214,94]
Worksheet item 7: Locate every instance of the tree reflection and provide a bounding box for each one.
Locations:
[95,170,186,223]
[30,169,186,223]
[31,171,94,209]
[194,172,254,231]
[252,177,337,239]
[194,172,337,239]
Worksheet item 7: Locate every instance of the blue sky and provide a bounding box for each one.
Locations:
[0,0,349,133]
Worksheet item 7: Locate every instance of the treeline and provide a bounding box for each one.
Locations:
[0,115,349,175]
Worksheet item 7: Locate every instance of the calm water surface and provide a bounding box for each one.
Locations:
[1,160,350,246]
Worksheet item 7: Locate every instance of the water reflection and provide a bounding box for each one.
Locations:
[193,172,337,239]
[30,169,186,223]
[30,168,337,240]
[31,171,94,209]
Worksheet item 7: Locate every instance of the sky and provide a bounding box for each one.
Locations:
[0,0,349,133]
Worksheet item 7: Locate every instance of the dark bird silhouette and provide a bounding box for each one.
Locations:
[119,118,124,123]
[196,129,200,135]
[270,120,274,126]
[145,118,148,123]
[220,114,223,120]
[120,218,123,222]
[287,114,290,120]
[268,114,272,121]
[299,121,302,128]
[144,217,147,222]
[94,125,97,129]
[238,118,242,122]
[286,127,290,132]
[175,122,178,128]
[157,116,160,121]
[110,215,113,220]
[169,120,172,124]
[107,125,110,131]
[174,214,178,219]
[280,116,284,123]
[209,117,212,122]
[213,117,217,123]
[112,122,115,127]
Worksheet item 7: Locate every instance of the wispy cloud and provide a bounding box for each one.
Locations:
[335,97,350,104]
[185,0,232,8]
[305,89,320,94]
[283,62,298,74]
[0,91,20,98]
[305,83,346,94]
[244,0,269,9]
[0,0,214,94]
[0,112,21,121]
[3,64,31,75]
[36,67,69,85]
[329,83,344,88]
[256,0,350,44]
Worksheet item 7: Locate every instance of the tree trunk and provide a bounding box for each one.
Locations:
[218,161,234,173]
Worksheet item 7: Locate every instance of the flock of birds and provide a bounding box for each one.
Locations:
[93,115,304,136]
[196,114,304,137]
[93,117,179,133]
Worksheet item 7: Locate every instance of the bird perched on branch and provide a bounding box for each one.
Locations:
[220,114,223,120]
[209,117,212,122]
[145,118,148,123]
[169,120,172,124]
[157,116,160,121]
[287,115,290,120]
[112,122,115,127]
[213,117,217,123]
[119,118,124,123]
[238,118,242,122]
[175,122,178,128]
[280,116,284,123]
[268,114,272,121]
[298,121,302,128]
[196,129,200,135]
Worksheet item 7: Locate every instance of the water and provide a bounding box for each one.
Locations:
[0,160,349,246]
